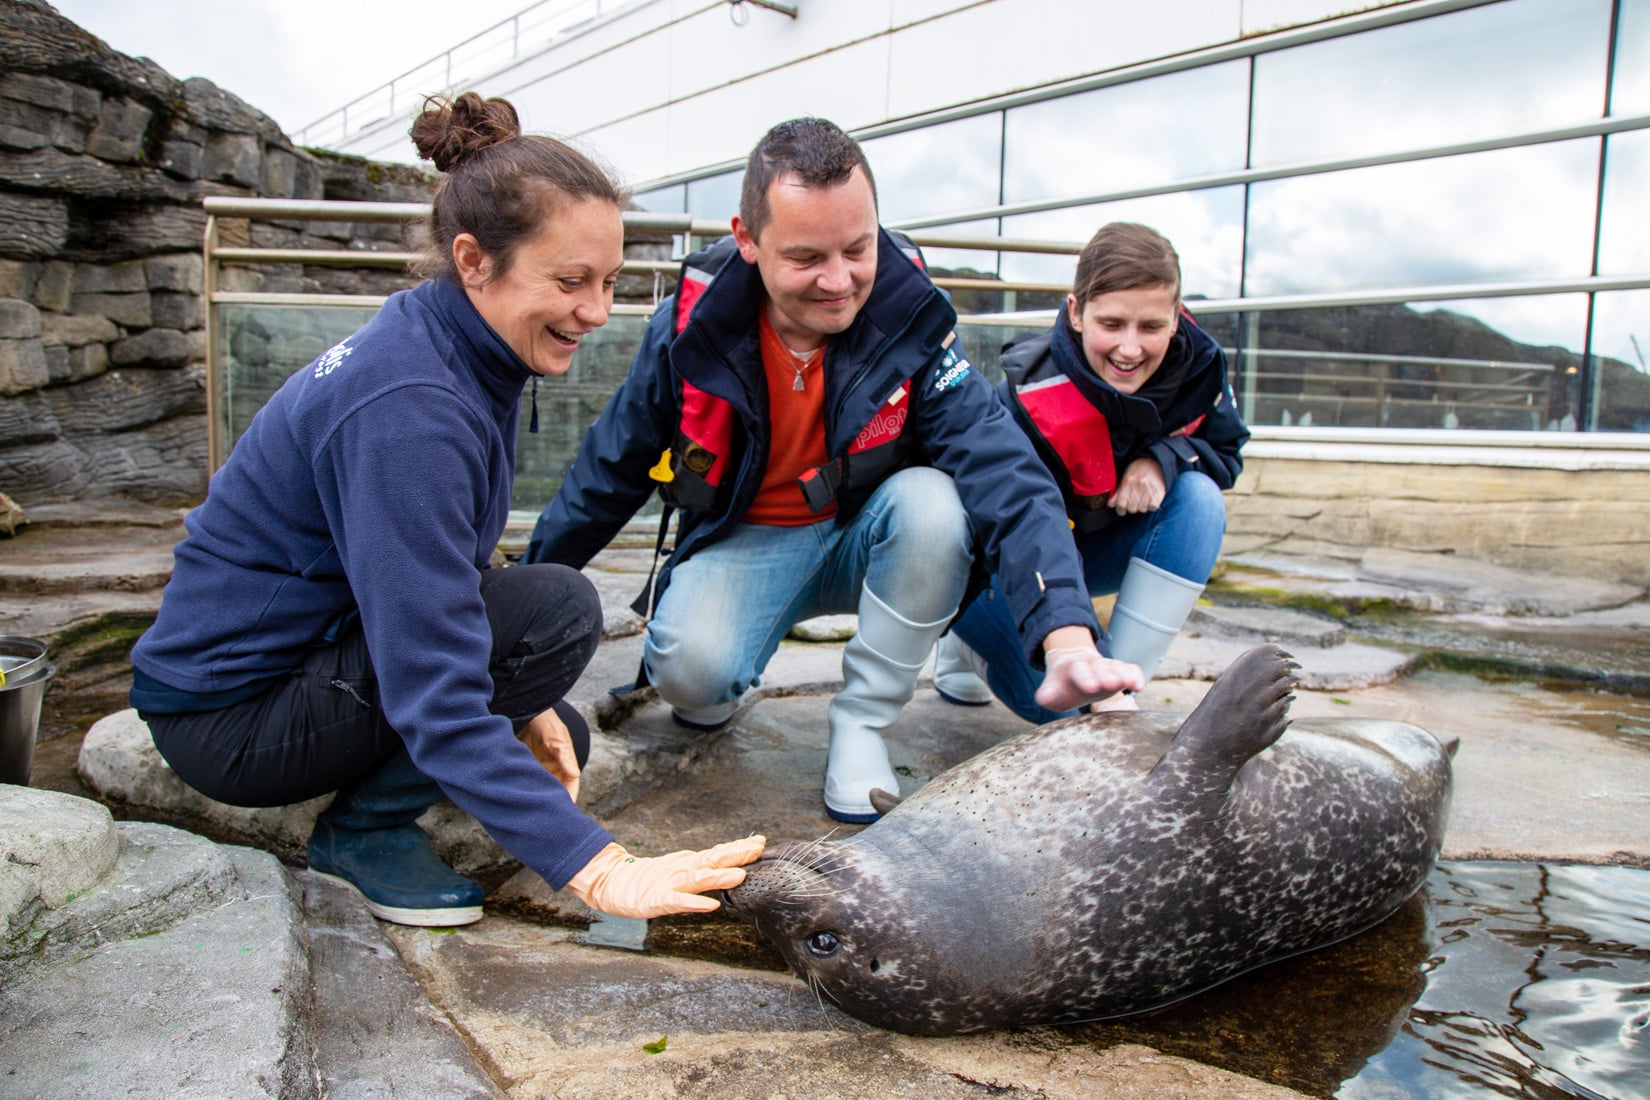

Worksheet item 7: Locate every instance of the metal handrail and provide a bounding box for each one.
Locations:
[201,196,1650,468]
[291,0,633,149]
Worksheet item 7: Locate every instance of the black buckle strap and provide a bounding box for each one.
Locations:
[798,458,843,513]
[628,504,676,618]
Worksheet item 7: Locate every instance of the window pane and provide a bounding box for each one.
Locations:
[1590,290,1650,431]
[632,185,685,214]
[1245,142,1600,296]
[1002,188,1245,301]
[1002,60,1249,204]
[686,170,742,223]
[864,114,1003,223]
[1252,0,1610,166]
[1612,0,1650,115]
[1599,129,1650,276]
[1234,295,1587,430]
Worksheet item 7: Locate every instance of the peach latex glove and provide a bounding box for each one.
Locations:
[516,706,581,803]
[1035,644,1145,713]
[564,836,766,919]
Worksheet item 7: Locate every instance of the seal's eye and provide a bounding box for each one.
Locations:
[804,931,841,957]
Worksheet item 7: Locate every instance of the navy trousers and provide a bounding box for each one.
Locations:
[146,563,599,809]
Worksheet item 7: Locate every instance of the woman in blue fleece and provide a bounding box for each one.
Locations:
[934,222,1250,723]
[129,93,762,927]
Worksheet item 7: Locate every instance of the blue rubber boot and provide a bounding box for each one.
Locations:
[307,747,484,927]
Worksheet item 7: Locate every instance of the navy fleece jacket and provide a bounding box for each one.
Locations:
[130,277,613,889]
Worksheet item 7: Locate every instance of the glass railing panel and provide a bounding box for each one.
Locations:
[511,314,655,513]
[1589,289,1650,432]
[218,303,382,457]
[954,320,1044,384]
[917,217,1003,286]
[216,304,658,513]
[1233,296,1589,431]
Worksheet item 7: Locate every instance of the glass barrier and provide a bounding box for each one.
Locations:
[217,303,381,458]
[218,291,1642,513]
[1234,297,1586,431]
[957,297,1618,435]
[216,304,658,515]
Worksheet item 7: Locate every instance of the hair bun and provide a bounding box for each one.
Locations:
[410,92,523,173]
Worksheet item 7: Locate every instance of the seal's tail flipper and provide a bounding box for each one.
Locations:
[1154,644,1298,794]
[869,788,904,816]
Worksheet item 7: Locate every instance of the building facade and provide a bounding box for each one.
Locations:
[306,0,1650,435]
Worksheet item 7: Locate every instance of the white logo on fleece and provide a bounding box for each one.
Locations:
[313,341,353,379]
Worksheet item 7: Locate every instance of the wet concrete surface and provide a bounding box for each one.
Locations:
[5,500,1650,1098]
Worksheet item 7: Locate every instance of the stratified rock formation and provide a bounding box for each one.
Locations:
[0,0,433,506]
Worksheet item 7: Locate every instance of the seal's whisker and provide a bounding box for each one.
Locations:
[806,972,830,1017]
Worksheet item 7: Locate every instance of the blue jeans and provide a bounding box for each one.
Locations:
[950,469,1228,725]
[645,467,975,715]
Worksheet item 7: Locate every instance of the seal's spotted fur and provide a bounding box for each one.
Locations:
[724,644,1454,1035]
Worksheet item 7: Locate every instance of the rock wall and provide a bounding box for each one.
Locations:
[0,0,438,507]
[1226,456,1650,588]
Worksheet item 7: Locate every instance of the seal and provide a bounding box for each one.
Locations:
[723,644,1454,1035]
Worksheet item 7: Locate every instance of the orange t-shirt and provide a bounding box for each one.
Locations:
[746,311,836,525]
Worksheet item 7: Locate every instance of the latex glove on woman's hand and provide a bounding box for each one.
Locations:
[564,836,767,919]
[516,705,582,803]
[1034,629,1144,713]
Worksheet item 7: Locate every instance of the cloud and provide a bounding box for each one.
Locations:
[51,0,532,135]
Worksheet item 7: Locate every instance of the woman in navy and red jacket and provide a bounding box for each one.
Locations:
[936,221,1250,723]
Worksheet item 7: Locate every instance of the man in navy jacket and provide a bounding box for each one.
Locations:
[528,118,1140,821]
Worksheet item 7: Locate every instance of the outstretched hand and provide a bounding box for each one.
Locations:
[1035,644,1144,713]
[565,836,767,919]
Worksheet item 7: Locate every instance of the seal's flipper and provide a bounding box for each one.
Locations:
[1153,644,1298,795]
[869,788,904,816]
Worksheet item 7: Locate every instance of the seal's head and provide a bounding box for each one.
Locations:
[723,837,998,1034]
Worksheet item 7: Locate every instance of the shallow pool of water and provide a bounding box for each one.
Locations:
[1066,861,1650,1098]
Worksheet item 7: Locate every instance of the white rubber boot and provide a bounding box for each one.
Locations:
[933,631,992,706]
[825,587,952,822]
[1106,557,1206,684]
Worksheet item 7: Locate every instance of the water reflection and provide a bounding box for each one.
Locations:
[1350,863,1650,1099]
[1071,862,1650,1099]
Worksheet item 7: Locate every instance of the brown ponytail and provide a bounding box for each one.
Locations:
[410,92,628,283]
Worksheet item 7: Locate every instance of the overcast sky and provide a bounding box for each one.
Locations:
[51,0,533,137]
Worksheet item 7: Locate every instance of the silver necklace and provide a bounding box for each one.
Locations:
[783,342,822,391]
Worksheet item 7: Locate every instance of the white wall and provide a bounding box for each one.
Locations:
[334,0,1405,187]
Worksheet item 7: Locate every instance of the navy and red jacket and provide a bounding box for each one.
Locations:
[1000,313,1249,533]
[526,229,1101,661]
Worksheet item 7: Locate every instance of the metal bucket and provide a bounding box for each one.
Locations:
[0,635,49,689]
[0,636,55,786]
